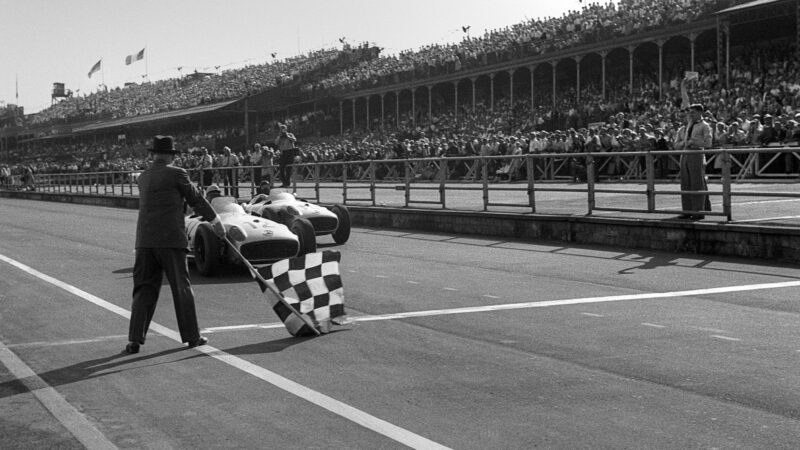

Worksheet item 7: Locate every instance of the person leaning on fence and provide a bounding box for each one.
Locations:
[674,103,712,220]
[275,124,298,188]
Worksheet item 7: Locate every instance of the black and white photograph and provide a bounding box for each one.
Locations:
[1,0,800,448]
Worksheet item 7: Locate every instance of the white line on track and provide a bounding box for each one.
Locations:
[641,323,666,328]
[482,294,500,299]
[0,339,118,450]
[710,335,741,342]
[205,280,800,332]
[581,312,604,317]
[5,335,129,349]
[0,253,451,450]
[407,280,419,284]
[443,287,458,291]
[731,215,800,223]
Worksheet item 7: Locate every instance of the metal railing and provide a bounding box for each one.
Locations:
[17,147,800,222]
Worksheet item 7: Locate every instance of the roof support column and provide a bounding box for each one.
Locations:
[396,90,400,128]
[351,98,356,131]
[574,56,582,103]
[339,100,343,136]
[688,32,697,72]
[471,77,477,112]
[508,69,515,106]
[551,61,557,108]
[453,81,459,121]
[365,95,370,132]
[411,87,417,127]
[627,45,636,95]
[490,73,495,112]
[428,85,433,122]
[653,40,663,101]
[380,93,385,129]
[529,64,536,112]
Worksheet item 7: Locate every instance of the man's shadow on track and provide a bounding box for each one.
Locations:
[0,347,187,399]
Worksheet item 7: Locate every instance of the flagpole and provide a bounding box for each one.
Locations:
[101,58,105,90]
[145,45,149,81]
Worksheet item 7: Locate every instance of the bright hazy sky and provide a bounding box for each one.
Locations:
[1,0,602,114]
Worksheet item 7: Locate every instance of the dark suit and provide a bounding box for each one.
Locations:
[129,160,217,345]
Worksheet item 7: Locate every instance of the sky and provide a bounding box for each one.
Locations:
[0,0,599,114]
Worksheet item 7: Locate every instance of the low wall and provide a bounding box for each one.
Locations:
[3,190,799,264]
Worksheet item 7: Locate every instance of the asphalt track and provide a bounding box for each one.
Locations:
[2,197,800,449]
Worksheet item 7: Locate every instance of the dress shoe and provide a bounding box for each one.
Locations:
[187,336,208,348]
[124,342,140,354]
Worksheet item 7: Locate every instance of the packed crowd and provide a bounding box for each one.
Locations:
[308,0,724,93]
[28,45,379,126]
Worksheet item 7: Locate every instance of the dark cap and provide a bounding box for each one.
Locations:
[689,104,704,112]
[150,135,178,154]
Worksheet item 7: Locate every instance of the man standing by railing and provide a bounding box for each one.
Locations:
[250,143,263,185]
[220,146,240,198]
[275,124,297,188]
[198,147,214,189]
[675,103,712,220]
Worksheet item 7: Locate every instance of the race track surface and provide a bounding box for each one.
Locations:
[1,197,800,449]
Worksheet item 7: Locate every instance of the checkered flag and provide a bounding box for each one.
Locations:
[256,251,346,335]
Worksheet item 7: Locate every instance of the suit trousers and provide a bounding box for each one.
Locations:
[129,247,201,344]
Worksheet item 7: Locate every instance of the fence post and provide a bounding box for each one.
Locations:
[341,162,348,204]
[482,156,489,211]
[586,153,596,214]
[314,163,321,203]
[370,160,376,206]
[645,151,655,212]
[404,159,411,207]
[526,156,536,213]
[721,150,732,221]
[439,157,446,209]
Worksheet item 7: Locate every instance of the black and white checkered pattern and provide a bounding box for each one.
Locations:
[258,250,345,326]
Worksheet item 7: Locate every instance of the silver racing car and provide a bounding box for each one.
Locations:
[242,191,351,245]
[185,196,316,276]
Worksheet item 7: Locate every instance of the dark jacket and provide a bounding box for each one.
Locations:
[136,160,216,248]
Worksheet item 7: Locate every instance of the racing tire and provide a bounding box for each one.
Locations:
[331,204,351,244]
[290,218,317,255]
[194,223,221,276]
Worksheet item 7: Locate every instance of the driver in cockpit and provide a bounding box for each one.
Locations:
[249,180,272,204]
[206,184,222,201]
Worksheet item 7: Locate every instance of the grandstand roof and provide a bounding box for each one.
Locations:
[716,0,786,15]
[72,99,239,133]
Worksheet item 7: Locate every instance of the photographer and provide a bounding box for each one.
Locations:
[274,124,298,188]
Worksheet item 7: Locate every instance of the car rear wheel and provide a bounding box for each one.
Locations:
[194,223,220,276]
[290,218,317,255]
[331,204,351,244]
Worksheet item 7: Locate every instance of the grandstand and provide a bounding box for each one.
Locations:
[1,0,798,178]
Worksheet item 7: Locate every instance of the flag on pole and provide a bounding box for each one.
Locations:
[257,251,347,335]
[87,59,102,78]
[125,48,145,65]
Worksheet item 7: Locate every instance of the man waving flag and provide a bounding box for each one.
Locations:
[125,48,145,65]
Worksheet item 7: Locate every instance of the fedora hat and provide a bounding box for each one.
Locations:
[150,135,178,154]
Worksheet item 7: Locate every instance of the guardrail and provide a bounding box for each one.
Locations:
[18,147,800,222]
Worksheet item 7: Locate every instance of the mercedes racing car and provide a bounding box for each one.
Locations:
[242,191,351,245]
[185,196,316,276]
